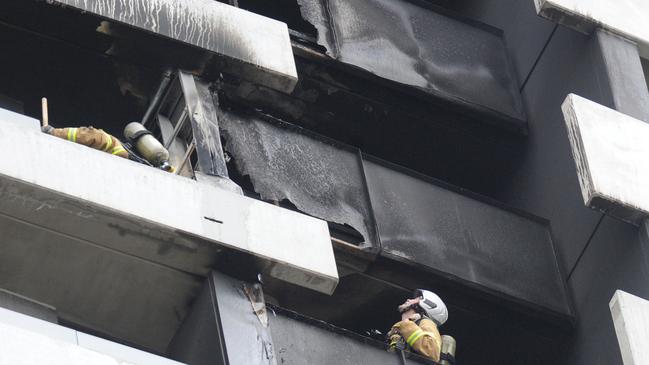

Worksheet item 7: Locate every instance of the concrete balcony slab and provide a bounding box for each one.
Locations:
[0,108,337,350]
[563,94,649,224]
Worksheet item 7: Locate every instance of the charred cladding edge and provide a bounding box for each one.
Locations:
[50,0,299,93]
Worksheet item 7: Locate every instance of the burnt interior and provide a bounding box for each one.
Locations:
[0,2,158,138]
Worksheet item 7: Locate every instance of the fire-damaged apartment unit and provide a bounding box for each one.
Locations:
[1,0,649,364]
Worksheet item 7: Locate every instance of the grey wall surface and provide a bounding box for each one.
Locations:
[454,0,649,364]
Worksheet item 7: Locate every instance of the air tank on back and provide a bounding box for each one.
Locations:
[124,122,173,172]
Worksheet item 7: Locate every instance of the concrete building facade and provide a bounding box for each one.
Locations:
[0,0,648,364]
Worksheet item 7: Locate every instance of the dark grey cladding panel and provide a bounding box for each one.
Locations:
[363,159,571,316]
[218,108,378,248]
[50,0,298,93]
[270,308,433,365]
[299,0,525,129]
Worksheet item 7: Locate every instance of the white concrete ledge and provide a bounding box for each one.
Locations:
[51,0,298,93]
[535,0,649,56]
[0,108,337,294]
[610,290,649,365]
[562,94,649,224]
[0,306,183,365]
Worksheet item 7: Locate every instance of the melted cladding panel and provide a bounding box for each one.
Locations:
[50,0,298,93]
[363,159,571,316]
[299,0,525,127]
[219,108,378,248]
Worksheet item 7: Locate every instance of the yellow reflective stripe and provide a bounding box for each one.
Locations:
[111,147,126,155]
[104,133,113,152]
[407,330,436,347]
[406,329,424,347]
[67,128,73,141]
[72,128,78,143]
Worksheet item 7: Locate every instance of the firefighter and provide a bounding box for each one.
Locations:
[388,289,448,362]
[42,125,129,158]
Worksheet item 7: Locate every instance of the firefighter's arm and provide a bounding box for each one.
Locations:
[391,320,441,361]
[45,126,128,158]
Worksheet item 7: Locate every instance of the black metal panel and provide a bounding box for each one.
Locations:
[169,271,276,365]
[269,306,434,365]
[446,0,556,87]
[300,0,526,129]
[218,108,378,248]
[363,158,571,316]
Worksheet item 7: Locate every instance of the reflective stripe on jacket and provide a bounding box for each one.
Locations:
[48,127,129,159]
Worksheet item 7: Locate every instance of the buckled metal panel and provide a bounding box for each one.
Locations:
[219,108,379,249]
[363,158,571,316]
[298,0,526,130]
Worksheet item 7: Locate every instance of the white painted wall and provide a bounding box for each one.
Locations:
[610,290,649,365]
[535,0,649,55]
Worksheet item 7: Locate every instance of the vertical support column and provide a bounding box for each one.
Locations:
[168,271,276,365]
[592,29,649,122]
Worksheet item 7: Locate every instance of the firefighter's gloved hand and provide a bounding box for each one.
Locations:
[387,327,405,352]
[41,125,54,134]
[388,334,405,352]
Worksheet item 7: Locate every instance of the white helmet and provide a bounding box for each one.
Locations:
[415,289,448,326]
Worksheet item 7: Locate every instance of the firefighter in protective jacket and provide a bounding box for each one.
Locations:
[43,125,129,158]
[388,289,448,362]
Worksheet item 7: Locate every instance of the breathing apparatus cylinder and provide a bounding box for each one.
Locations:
[124,122,173,171]
[440,335,456,365]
